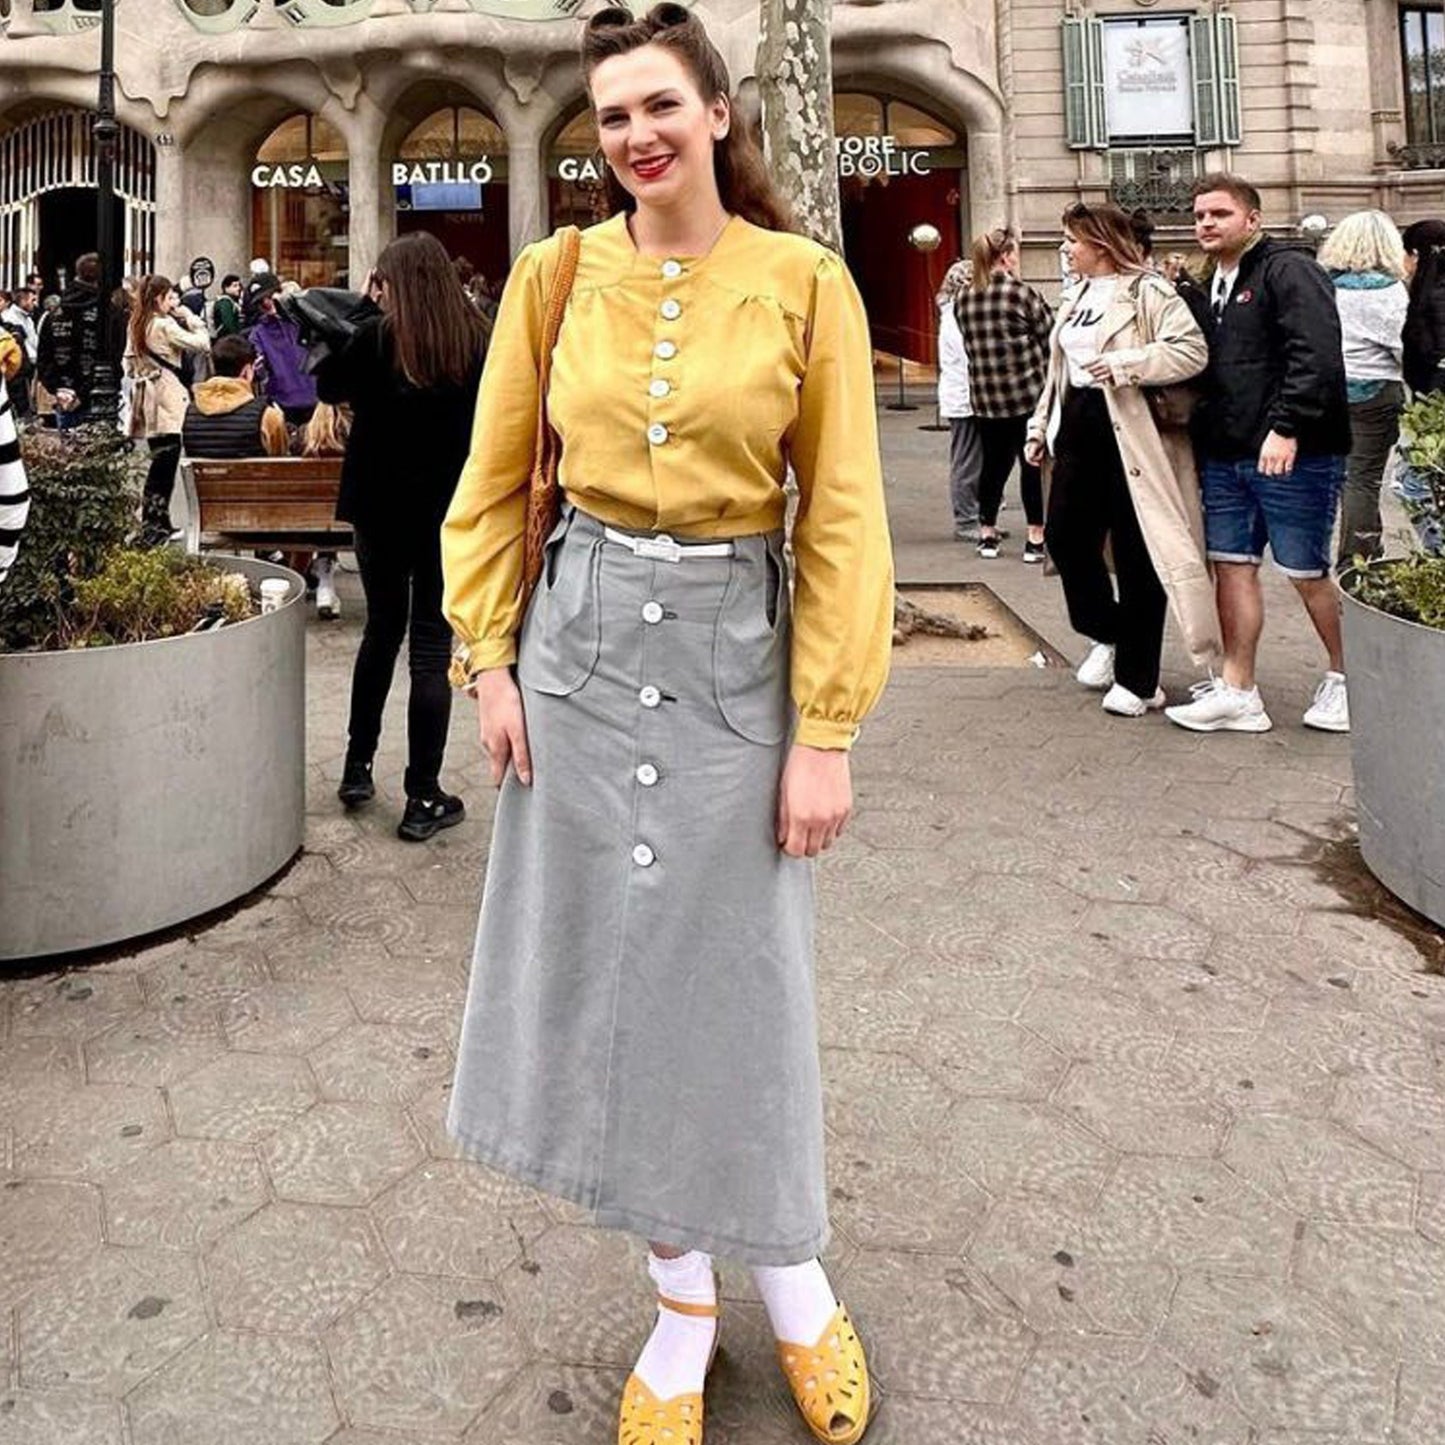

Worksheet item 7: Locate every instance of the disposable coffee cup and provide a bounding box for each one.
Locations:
[259,579,289,614]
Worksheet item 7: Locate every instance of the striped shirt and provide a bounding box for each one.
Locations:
[0,385,29,586]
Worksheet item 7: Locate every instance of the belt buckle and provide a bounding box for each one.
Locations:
[634,533,684,563]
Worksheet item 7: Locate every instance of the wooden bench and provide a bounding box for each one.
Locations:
[181,456,352,554]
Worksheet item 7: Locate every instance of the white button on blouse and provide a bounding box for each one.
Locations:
[632,843,656,867]
[647,423,669,445]
[636,763,660,786]
[641,601,664,624]
[660,299,682,321]
[649,379,671,399]
[661,259,683,279]
[655,340,678,360]
[639,685,661,708]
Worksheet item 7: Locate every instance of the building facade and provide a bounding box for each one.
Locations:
[0,0,1441,359]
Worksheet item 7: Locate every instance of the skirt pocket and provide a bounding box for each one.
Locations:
[712,538,790,746]
[517,515,603,697]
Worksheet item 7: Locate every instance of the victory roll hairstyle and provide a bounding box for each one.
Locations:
[581,3,793,234]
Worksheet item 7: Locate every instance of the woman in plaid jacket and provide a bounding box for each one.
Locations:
[954,227,1053,561]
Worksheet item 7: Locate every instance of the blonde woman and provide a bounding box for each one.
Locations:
[936,259,984,540]
[298,402,352,618]
[1317,211,1410,565]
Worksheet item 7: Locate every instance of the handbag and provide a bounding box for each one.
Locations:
[519,225,583,609]
[451,225,581,693]
[1144,382,1200,430]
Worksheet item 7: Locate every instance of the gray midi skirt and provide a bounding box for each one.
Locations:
[447,506,827,1265]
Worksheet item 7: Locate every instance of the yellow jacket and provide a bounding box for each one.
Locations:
[441,213,894,750]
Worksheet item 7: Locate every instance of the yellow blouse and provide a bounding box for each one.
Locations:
[441,212,894,750]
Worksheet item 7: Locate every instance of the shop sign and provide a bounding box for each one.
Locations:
[1103,17,1193,139]
[836,135,931,179]
[392,159,495,187]
[557,156,605,183]
[251,161,327,189]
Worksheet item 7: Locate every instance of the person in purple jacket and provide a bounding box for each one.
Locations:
[245,273,316,427]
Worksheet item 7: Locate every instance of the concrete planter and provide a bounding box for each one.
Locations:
[1341,577,1445,929]
[0,556,306,961]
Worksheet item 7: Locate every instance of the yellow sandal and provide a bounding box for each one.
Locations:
[776,1304,871,1445]
[617,1287,721,1445]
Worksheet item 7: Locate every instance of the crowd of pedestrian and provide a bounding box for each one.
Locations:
[939,175,1445,736]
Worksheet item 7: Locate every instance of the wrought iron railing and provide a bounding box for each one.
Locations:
[1388,141,1445,170]
[1107,150,1199,215]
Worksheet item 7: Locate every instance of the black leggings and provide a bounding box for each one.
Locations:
[348,524,453,798]
[975,414,1043,529]
[141,434,182,535]
[1044,388,1167,697]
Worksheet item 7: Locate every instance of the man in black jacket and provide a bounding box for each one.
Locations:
[1166,174,1353,736]
[34,253,119,429]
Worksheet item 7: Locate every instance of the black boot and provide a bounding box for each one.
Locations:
[337,758,375,810]
[397,791,464,842]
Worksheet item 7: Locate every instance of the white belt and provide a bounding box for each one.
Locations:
[603,526,735,562]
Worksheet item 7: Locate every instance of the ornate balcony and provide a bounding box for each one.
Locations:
[1387,140,1445,171]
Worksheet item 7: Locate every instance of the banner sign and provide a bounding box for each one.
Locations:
[836,135,932,179]
[1102,17,1193,139]
[392,159,495,187]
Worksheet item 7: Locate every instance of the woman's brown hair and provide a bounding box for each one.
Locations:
[372,232,489,390]
[128,274,173,359]
[1060,202,1148,275]
[581,3,793,234]
[969,228,1016,289]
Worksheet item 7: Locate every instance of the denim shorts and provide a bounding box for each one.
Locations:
[1201,453,1346,580]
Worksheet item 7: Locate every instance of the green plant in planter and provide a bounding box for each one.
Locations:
[1343,393,1445,629]
[0,426,258,652]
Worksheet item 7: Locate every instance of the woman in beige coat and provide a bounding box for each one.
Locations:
[124,274,210,546]
[1027,203,1220,714]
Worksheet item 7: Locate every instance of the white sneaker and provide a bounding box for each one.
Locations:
[1076,642,1116,690]
[1302,671,1349,732]
[1165,677,1273,733]
[1102,683,1166,716]
[315,559,340,620]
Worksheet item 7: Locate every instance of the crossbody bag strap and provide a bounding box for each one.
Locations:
[533,225,583,482]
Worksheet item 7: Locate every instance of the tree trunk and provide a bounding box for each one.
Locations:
[756,0,843,253]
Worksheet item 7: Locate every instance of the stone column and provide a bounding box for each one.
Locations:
[506,111,548,260]
[345,97,391,284]
[967,127,1007,235]
[152,142,187,281]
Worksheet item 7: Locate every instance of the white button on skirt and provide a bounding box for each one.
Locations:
[447,506,825,1265]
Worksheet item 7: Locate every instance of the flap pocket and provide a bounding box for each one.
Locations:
[517,518,602,697]
[712,539,790,746]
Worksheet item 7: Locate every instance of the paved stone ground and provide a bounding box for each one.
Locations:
[4,399,1445,1445]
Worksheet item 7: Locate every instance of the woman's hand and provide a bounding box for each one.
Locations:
[475,667,532,787]
[777,744,852,858]
[1023,436,1047,468]
[1084,356,1114,385]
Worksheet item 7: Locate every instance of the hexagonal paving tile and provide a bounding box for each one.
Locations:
[261,1101,423,1205]
[1014,1335,1254,1445]
[1075,902,1214,964]
[0,1180,103,1314]
[103,1138,268,1250]
[828,1138,990,1256]
[343,956,466,1032]
[500,1225,649,1368]
[7,973,144,1041]
[822,1050,954,1145]
[324,1272,529,1436]
[0,1390,124,1445]
[466,1362,631,1445]
[83,1000,228,1088]
[169,1051,319,1143]
[126,1330,339,1445]
[1222,1115,1416,1227]
[221,981,358,1055]
[967,1194,1175,1339]
[1052,1058,1233,1157]
[16,1246,205,1396]
[917,1015,1068,1103]
[1397,1358,1445,1445]
[1089,1158,1296,1279]
[308,1022,453,1105]
[939,1100,1117,1213]
[1419,1172,1445,1243]
[371,1160,552,1279]
[0,1035,82,1114]
[865,1396,1042,1445]
[1296,1223,1445,1361]
[836,1250,1033,1403]
[295,876,422,954]
[1163,1028,1338,1119]
[137,943,269,1008]
[1160,1272,1395,1437]
[206,1201,388,1333]
[11,1082,169,1181]
[1014,981,1167,1068]
[1333,1072,1445,1174]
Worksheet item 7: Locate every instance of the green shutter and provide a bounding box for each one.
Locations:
[1191,14,1221,147]
[1215,10,1242,145]
[1062,15,1106,149]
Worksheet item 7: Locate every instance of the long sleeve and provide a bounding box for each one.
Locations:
[441,238,552,673]
[160,315,210,356]
[1105,282,1209,387]
[1267,256,1346,439]
[787,253,894,750]
[0,387,29,586]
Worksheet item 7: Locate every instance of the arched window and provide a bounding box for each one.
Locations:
[251,114,349,289]
[399,106,505,160]
[548,106,608,230]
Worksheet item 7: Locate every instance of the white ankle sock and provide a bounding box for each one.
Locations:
[633,1250,717,1401]
[752,1258,838,1346]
